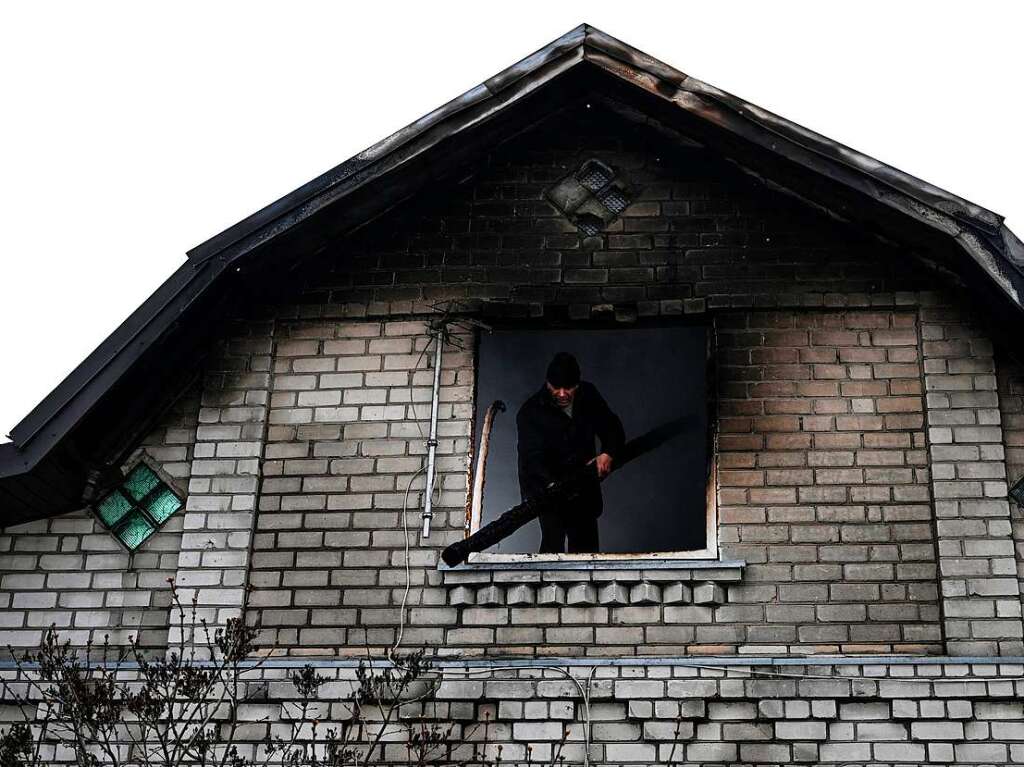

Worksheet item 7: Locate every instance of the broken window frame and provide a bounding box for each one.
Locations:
[463,318,720,564]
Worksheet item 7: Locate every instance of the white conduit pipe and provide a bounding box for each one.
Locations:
[421,329,444,538]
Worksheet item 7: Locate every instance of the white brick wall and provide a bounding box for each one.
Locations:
[0,383,200,648]
[171,319,274,646]
[249,318,472,652]
[922,300,1024,655]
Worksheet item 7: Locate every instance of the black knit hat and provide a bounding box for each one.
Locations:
[546,352,581,388]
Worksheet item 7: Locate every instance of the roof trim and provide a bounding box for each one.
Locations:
[185,25,588,266]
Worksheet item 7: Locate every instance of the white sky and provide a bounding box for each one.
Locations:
[1,1,1022,442]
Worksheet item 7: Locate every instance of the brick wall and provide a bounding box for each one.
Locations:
[0,384,200,648]
[3,104,1023,660]
[249,319,473,651]
[245,307,946,657]
[170,319,274,647]
[12,658,1024,765]
[716,309,939,652]
[923,306,1024,655]
[234,105,973,657]
[300,105,931,320]
[5,83,1024,765]
[997,354,1024,619]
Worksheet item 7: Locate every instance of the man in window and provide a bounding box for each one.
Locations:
[516,352,625,554]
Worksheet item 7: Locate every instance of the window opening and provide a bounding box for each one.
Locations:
[94,463,182,551]
[468,325,715,559]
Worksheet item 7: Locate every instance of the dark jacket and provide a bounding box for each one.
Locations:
[516,381,625,518]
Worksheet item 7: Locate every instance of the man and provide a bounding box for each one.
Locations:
[516,352,625,554]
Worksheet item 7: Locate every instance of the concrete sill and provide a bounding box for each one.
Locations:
[441,556,745,572]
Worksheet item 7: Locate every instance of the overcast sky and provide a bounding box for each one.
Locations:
[1,1,1021,441]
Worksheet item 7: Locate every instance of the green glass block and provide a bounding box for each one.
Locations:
[124,464,161,502]
[116,511,155,551]
[145,487,181,524]
[96,491,133,527]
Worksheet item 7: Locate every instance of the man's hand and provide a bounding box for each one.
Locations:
[589,452,614,479]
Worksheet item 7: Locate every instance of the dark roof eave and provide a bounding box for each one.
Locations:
[6,258,217,459]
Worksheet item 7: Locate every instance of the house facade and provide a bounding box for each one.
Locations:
[3,25,1024,765]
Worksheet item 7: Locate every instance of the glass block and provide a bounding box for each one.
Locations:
[116,511,155,551]
[576,160,614,192]
[96,491,133,527]
[577,215,603,237]
[1010,475,1024,506]
[124,464,161,502]
[146,487,182,524]
[598,186,630,214]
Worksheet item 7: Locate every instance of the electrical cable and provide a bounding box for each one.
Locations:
[385,318,602,763]
[388,464,426,666]
[389,322,445,665]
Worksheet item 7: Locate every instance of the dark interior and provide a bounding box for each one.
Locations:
[474,325,710,554]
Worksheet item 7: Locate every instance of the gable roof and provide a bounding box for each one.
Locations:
[2,23,1023,524]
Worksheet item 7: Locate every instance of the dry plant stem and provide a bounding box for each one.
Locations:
[0,582,590,767]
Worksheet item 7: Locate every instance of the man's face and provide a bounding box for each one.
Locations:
[546,381,578,407]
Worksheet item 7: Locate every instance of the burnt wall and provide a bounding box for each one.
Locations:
[242,106,967,657]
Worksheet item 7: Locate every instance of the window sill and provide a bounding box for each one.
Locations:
[438,557,745,607]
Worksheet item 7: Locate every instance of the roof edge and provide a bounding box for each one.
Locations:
[186,24,592,266]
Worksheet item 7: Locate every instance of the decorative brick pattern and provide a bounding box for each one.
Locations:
[0,384,200,648]
[923,302,1024,655]
[10,658,1024,765]
[440,565,743,609]
[171,319,275,644]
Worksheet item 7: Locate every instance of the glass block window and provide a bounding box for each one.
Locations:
[576,159,615,192]
[545,158,633,236]
[94,464,182,551]
[597,186,630,214]
[576,214,604,237]
[1010,474,1024,507]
